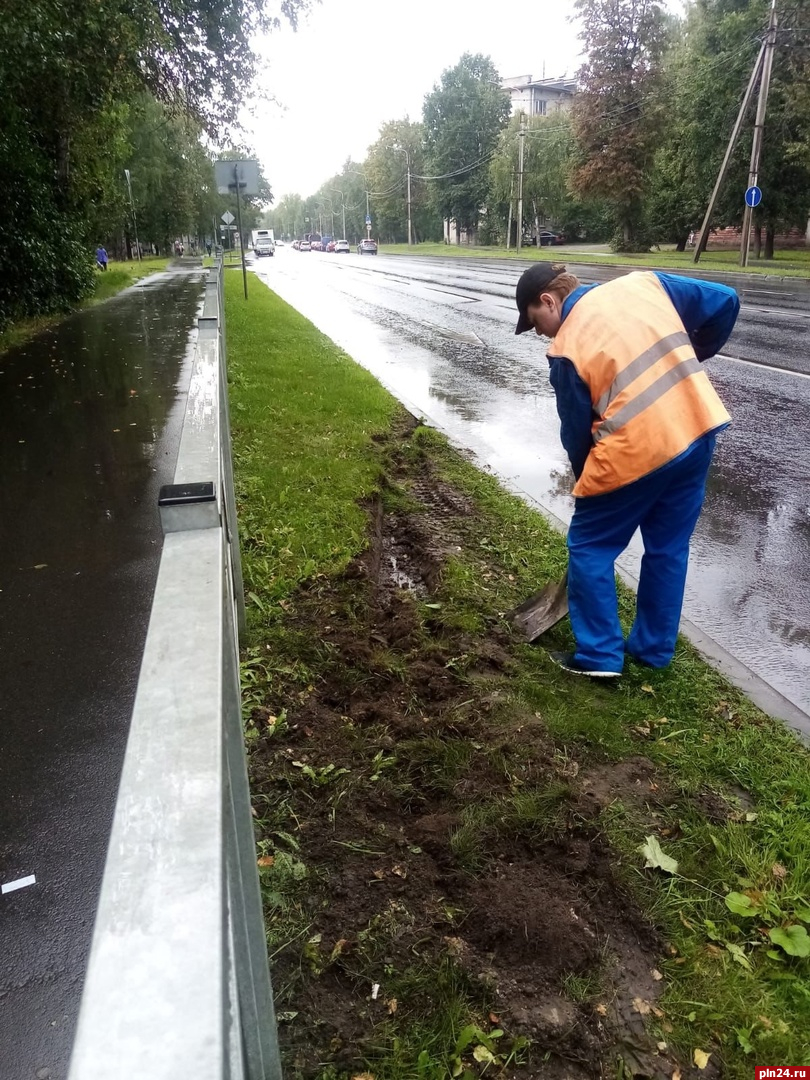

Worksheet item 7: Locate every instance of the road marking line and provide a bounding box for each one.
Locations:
[2,874,36,894]
[718,354,810,381]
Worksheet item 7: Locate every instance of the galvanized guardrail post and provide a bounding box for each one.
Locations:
[67,261,281,1080]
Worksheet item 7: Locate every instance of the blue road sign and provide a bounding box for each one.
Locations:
[365,215,372,225]
[745,185,762,208]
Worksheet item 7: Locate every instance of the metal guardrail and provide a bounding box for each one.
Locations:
[68,262,282,1080]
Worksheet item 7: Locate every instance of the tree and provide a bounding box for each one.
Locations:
[647,0,810,257]
[489,113,584,244]
[0,0,307,325]
[422,53,510,241]
[571,0,672,250]
[364,120,440,243]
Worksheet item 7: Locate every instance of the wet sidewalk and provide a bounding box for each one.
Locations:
[0,267,205,1078]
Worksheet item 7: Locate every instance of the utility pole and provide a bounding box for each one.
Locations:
[123,169,141,261]
[406,153,413,247]
[390,145,412,245]
[741,0,778,266]
[331,188,347,240]
[506,175,514,251]
[516,118,526,254]
[233,163,248,300]
[693,40,766,263]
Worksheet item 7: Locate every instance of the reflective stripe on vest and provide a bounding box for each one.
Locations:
[548,272,730,497]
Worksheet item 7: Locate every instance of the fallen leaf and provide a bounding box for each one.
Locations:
[657,1041,668,1052]
[488,1012,500,1024]
[387,998,398,1015]
[329,938,350,962]
[672,1071,681,1080]
[771,862,788,880]
[745,811,758,822]
[639,835,679,874]
[651,1005,665,1018]
[473,1045,497,1065]
[652,968,663,981]
[693,1049,710,1069]
[641,683,655,695]
[445,936,462,953]
[372,869,386,880]
[632,725,652,738]
[351,1074,376,1080]
[391,865,407,878]
[33,564,48,570]
[257,855,275,868]
[632,997,652,1015]
[595,1003,608,1016]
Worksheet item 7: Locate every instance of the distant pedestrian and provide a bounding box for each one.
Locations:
[688,230,695,247]
[95,245,108,271]
[513,264,739,677]
[206,242,212,257]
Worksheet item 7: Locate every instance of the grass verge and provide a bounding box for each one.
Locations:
[0,256,170,358]
[226,268,810,1079]
[380,242,810,278]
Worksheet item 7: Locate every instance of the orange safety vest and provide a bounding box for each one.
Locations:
[548,272,731,498]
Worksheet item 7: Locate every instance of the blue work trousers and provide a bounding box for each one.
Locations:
[566,434,716,672]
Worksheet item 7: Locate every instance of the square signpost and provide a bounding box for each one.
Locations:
[214,160,260,299]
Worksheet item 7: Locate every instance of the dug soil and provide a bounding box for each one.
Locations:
[248,419,691,1079]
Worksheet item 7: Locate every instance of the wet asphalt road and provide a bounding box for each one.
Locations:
[0,267,204,1078]
[255,249,810,720]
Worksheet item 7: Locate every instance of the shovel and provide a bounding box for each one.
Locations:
[509,570,569,643]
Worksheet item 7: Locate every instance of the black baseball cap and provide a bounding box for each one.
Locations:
[515,263,565,334]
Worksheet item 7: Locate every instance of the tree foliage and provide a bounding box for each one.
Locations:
[0,0,304,326]
[422,53,510,237]
[571,0,672,250]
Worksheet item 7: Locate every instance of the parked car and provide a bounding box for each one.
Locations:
[292,240,300,250]
[334,239,350,254]
[276,239,285,246]
[299,240,311,252]
[535,230,565,246]
[311,239,323,251]
[326,240,336,252]
[357,239,378,255]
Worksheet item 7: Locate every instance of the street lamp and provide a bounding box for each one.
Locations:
[348,169,372,238]
[389,146,412,246]
[330,188,347,240]
[123,169,141,261]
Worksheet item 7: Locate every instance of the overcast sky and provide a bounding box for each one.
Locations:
[244,0,587,200]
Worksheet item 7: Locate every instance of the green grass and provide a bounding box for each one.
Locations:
[89,256,169,302]
[225,269,810,1077]
[381,241,810,277]
[0,256,170,358]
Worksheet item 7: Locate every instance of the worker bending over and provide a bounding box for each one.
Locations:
[515,265,739,677]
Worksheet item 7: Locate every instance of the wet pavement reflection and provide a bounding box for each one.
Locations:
[0,267,204,1079]
[255,251,810,722]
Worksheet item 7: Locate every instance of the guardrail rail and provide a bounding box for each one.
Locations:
[68,262,282,1080]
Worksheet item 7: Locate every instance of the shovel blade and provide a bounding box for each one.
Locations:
[510,573,569,643]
